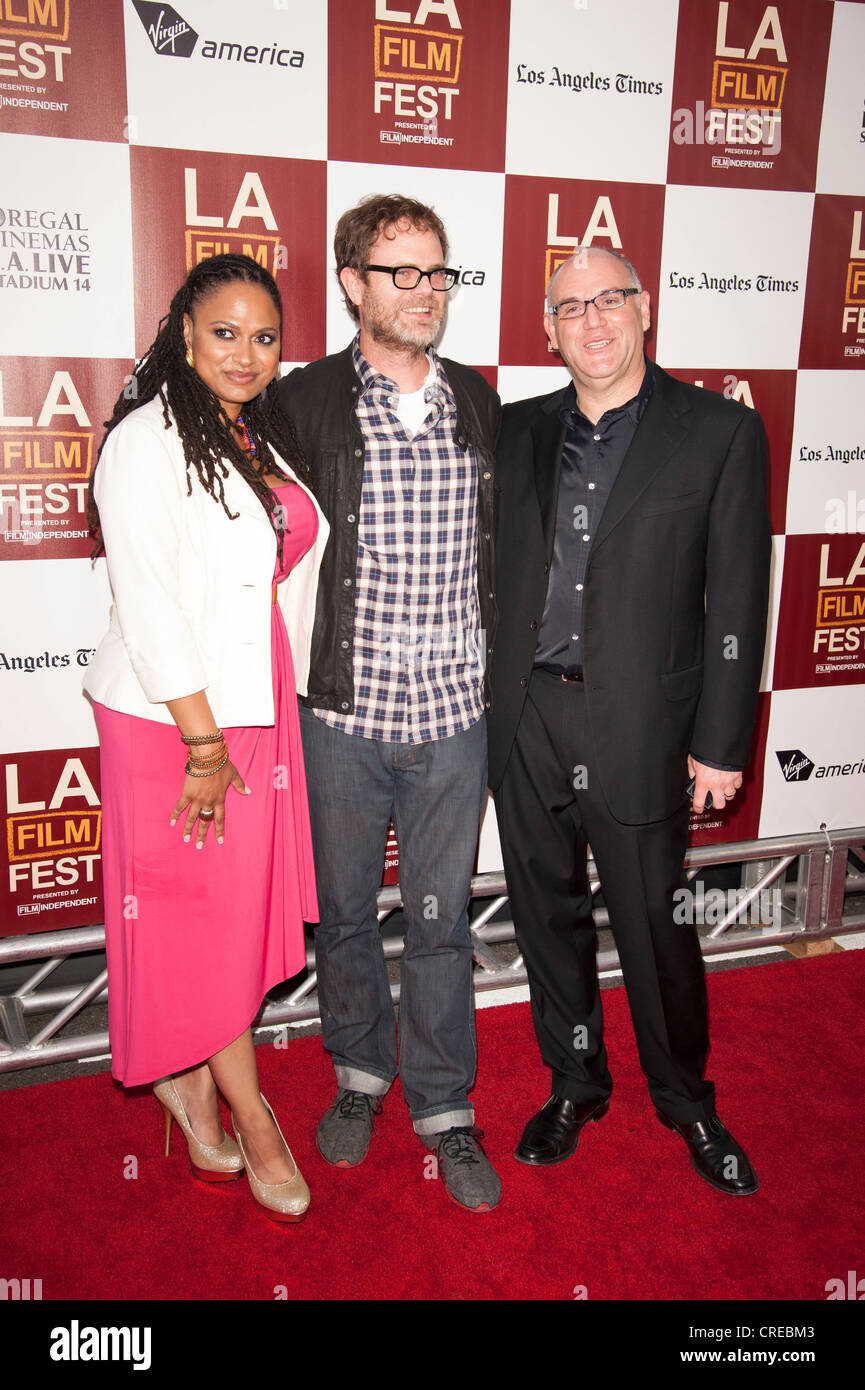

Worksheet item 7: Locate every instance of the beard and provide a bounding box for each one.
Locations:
[360,291,445,354]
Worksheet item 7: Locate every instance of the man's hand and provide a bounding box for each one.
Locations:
[688,755,743,814]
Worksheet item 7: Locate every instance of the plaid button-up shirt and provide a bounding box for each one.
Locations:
[316,340,484,743]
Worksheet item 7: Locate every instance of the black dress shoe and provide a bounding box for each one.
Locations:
[657,1111,759,1196]
[515,1094,610,1166]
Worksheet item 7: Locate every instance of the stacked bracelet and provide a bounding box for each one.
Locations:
[181,729,228,778]
[185,753,229,778]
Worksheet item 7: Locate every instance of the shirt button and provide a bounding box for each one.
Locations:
[483,471,491,480]
[593,433,601,441]
[340,640,350,649]
[347,513,356,523]
[484,532,491,541]
[572,633,578,640]
[340,701,350,711]
[529,620,538,631]
[576,583,583,591]
[343,577,352,587]
[588,482,596,490]
[582,534,590,542]
[354,448,362,458]
[520,676,528,687]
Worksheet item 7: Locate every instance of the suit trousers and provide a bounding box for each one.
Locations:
[494,669,716,1125]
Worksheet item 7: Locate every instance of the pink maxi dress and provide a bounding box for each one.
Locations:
[95,483,319,1086]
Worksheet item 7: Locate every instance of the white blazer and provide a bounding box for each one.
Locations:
[83,395,329,727]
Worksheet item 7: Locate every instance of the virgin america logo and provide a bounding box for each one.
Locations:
[131,2,198,58]
[775,750,815,782]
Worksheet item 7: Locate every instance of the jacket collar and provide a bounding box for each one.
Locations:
[345,337,482,453]
[532,363,693,555]
[591,364,691,553]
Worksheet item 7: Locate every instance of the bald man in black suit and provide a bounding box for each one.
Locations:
[487,246,771,1195]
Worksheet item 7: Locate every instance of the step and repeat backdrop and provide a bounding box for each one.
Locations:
[1,0,863,935]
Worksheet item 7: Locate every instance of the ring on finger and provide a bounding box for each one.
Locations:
[198,809,215,820]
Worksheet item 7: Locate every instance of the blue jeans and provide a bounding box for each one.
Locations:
[299,707,487,1137]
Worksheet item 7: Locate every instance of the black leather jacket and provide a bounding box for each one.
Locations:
[277,344,499,715]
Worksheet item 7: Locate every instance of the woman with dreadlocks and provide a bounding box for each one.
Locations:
[84,254,328,1223]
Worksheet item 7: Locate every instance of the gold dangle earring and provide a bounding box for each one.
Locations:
[185,344,195,369]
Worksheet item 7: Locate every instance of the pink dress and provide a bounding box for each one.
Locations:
[95,483,319,1086]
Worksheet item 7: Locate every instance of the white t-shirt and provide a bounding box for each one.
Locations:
[394,359,436,436]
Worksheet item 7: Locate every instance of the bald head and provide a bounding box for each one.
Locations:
[547,247,641,311]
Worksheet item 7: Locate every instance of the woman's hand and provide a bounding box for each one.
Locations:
[170,759,250,847]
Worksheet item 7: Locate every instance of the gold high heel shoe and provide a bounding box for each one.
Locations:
[154,1077,244,1184]
[231,1095,310,1223]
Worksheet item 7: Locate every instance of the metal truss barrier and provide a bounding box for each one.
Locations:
[1,828,863,1075]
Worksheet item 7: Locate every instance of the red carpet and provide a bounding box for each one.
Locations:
[2,951,863,1302]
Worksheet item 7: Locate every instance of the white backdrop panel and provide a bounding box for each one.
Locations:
[325,160,506,365]
[815,1,865,197]
[787,371,865,535]
[0,556,110,755]
[759,684,865,836]
[656,184,814,369]
[504,0,678,185]
[497,364,571,405]
[123,0,327,159]
[0,133,134,359]
[761,535,786,694]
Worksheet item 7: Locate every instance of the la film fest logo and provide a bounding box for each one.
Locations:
[0,367,93,548]
[692,373,757,409]
[843,209,865,358]
[373,0,462,148]
[813,540,865,673]
[0,0,71,98]
[130,0,303,68]
[543,194,626,301]
[4,756,101,911]
[672,2,787,164]
[183,168,286,276]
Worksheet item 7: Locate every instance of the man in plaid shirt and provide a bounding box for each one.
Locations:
[278,195,501,1212]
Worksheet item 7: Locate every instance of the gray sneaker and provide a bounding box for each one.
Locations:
[434,1126,501,1212]
[316,1089,382,1167]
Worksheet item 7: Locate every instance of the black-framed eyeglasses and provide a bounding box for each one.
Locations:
[364,264,458,291]
[549,288,640,320]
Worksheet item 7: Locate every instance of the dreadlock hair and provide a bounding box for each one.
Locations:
[88,253,308,562]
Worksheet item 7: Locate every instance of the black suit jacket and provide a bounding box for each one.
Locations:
[486,365,771,824]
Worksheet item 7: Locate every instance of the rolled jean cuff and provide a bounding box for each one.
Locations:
[413,1104,474,1141]
[334,1063,393,1097]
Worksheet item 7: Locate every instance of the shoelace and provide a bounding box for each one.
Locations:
[436,1126,485,1165]
[337,1090,382,1126]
